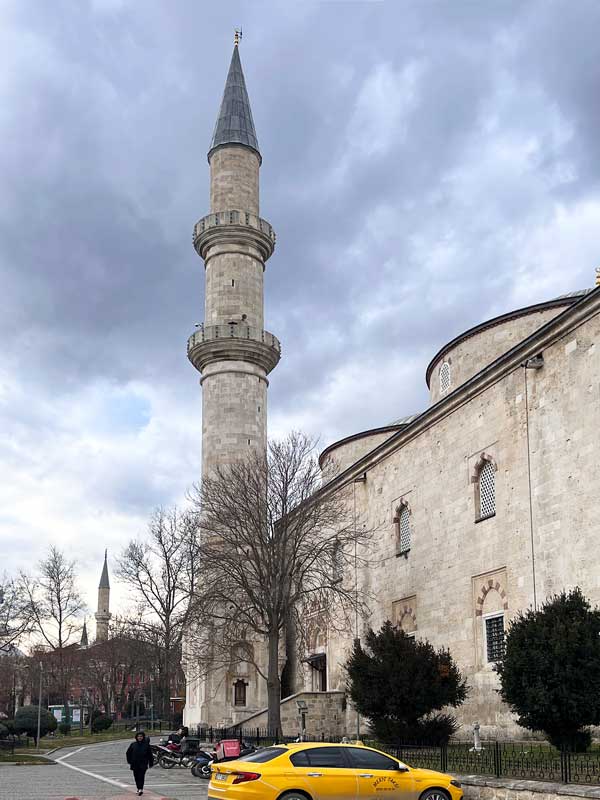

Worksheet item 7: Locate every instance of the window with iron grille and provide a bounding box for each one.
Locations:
[478,460,496,519]
[332,540,343,582]
[440,362,451,393]
[485,614,505,662]
[397,505,411,554]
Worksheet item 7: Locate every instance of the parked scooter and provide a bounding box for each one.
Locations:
[190,749,216,778]
[190,740,258,780]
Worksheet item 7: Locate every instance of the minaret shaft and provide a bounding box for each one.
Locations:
[188,44,280,481]
[210,147,259,215]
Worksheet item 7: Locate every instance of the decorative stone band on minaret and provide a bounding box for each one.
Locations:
[188,42,281,479]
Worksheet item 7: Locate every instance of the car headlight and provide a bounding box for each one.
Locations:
[450,780,462,788]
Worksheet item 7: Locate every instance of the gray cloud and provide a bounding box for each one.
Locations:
[2,0,600,610]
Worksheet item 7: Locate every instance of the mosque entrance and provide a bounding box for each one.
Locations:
[304,652,327,691]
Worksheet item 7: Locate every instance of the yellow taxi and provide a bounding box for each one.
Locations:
[208,740,463,800]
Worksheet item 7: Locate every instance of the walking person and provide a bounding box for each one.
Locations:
[126,730,154,796]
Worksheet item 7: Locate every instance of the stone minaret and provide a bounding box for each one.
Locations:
[95,550,111,642]
[187,39,280,479]
[185,39,279,726]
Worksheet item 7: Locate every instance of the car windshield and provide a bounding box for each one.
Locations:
[237,747,287,763]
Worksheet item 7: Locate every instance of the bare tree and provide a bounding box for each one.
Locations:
[116,507,201,720]
[0,574,30,653]
[79,617,151,717]
[20,546,86,718]
[189,431,372,733]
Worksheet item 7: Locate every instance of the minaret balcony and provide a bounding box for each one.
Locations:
[187,323,281,374]
[193,210,276,262]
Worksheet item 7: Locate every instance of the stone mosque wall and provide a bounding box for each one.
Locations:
[316,297,600,737]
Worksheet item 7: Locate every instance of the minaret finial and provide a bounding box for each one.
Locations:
[234,28,242,47]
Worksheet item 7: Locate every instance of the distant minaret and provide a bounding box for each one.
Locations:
[95,550,111,642]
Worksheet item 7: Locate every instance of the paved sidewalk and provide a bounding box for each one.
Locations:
[0,739,209,800]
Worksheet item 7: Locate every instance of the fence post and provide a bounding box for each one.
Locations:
[441,745,448,773]
[494,741,502,778]
[560,748,571,784]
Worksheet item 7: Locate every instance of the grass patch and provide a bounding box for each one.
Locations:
[0,752,56,766]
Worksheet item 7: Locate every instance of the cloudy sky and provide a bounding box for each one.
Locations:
[2,0,600,623]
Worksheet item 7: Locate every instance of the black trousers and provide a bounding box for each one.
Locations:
[132,766,147,790]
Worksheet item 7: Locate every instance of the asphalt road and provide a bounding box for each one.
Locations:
[0,738,209,800]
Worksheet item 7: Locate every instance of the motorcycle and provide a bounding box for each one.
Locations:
[190,742,258,780]
[150,732,182,758]
[190,749,216,778]
[157,736,201,769]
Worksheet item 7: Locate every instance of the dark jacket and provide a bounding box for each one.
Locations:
[126,737,154,771]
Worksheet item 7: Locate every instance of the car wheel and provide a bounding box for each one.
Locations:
[420,789,450,800]
[279,792,311,800]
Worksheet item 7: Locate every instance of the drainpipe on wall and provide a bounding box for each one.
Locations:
[352,473,367,739]
[521,355,543,611]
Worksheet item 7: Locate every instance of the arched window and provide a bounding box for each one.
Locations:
[394,503,411,556]
[440,361,451,394]
[477,459,496,520]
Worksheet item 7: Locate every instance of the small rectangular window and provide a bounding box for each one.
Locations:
[233,680,247,707]
[485,614,505,662]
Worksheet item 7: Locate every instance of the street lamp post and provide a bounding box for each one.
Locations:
[149,676,154,731]
[36,662,43,750]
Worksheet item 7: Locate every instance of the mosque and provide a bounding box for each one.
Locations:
[183,39,600,737]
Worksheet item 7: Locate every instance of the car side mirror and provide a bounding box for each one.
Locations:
[397,764,409,772]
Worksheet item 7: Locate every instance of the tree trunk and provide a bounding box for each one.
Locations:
[267,629,281,734]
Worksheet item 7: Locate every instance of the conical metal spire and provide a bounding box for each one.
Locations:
[208,44,260,161]
[99,549,110,589]
[80,620,89,647]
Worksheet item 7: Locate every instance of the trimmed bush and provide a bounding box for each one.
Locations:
[58,722,71,735]
[14,705,57,743]
[497,588,600,752]
[345,621,468,745]
[91,714,113,733]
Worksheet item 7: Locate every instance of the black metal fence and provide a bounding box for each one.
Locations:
[377,740,600,786]
[191,728,600,786]
[194,725,298,746]
[0,738,15,756]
